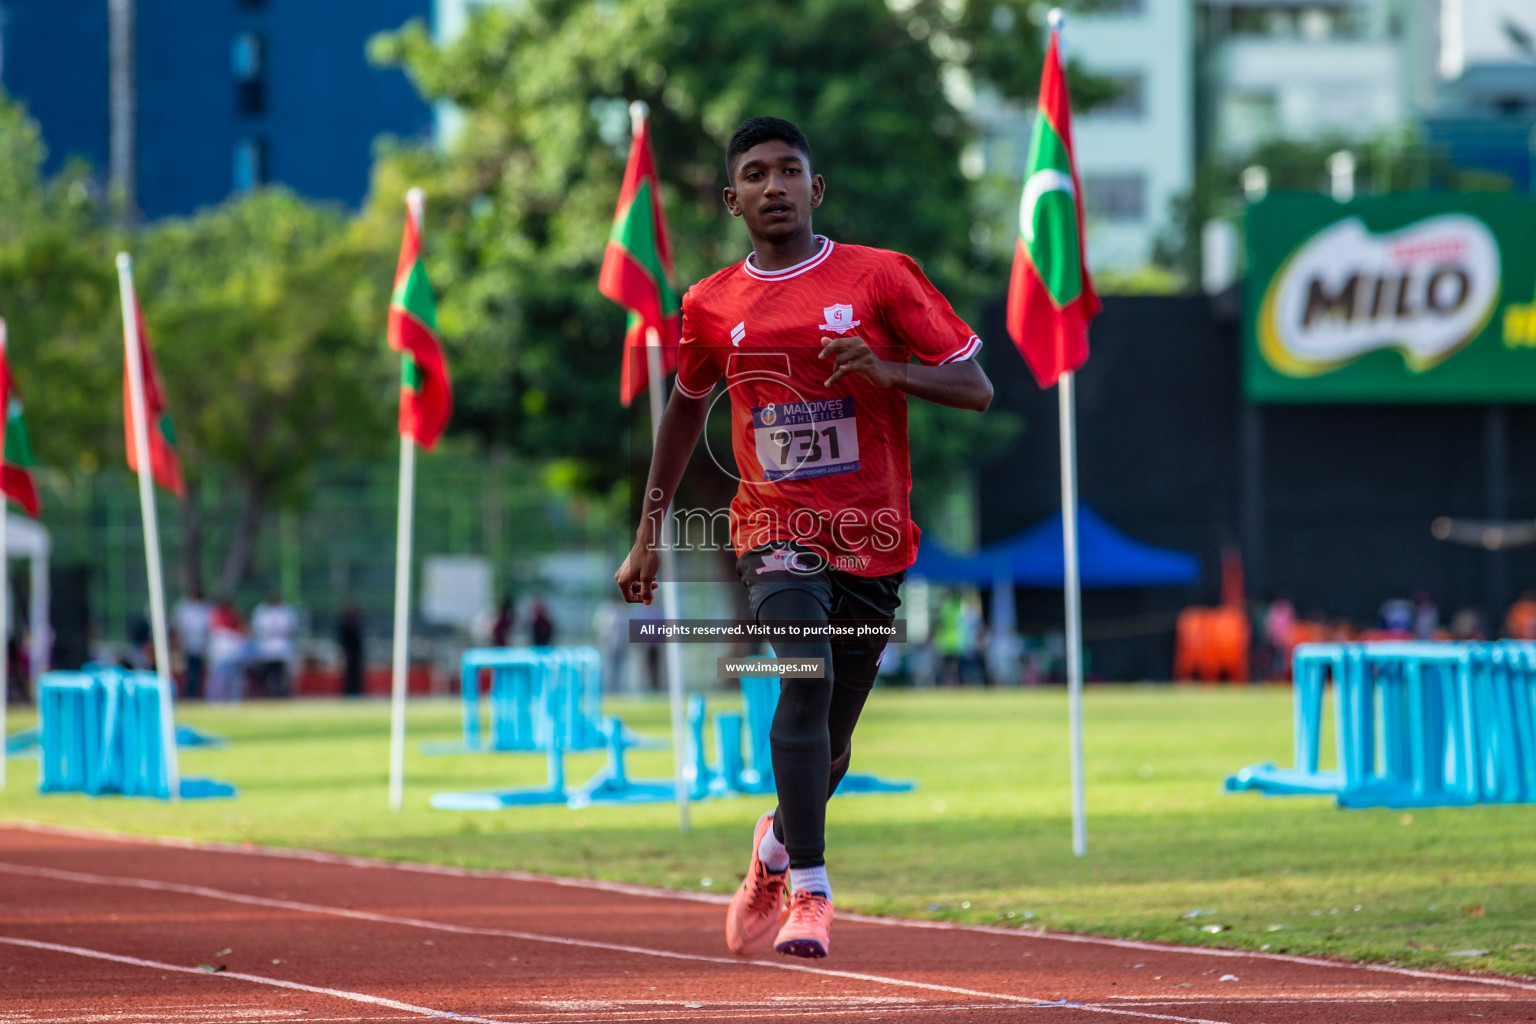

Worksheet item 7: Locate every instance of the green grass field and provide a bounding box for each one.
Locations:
[5,686,1534,978]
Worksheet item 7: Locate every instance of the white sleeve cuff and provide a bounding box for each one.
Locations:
[674,377,716,399]
[937,335,983,364]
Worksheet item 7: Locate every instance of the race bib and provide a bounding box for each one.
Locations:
[752,397,860,481]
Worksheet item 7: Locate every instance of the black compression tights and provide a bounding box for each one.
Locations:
[759,587,887,869]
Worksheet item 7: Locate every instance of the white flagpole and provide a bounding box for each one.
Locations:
[116,253,180,801]
[0,319,9,791]
[645,326,691,833]
[632,95,690,832]
[1048,7,1086,857]
[388,187,426,814]
[1059,370,1086,857]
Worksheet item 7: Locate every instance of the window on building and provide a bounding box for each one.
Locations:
[1089,73,1146,118]
[233,136,267,191]
[232,31,265,116]
[1229,4,1360,39]
[1083,174,1146,222]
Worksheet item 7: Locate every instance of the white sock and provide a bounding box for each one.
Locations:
[790,865,831,901]
[757,825,789,872]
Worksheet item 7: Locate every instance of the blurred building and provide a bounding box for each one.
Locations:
[0,0,434,219]
[971,0,1196,273]
[1424,62,1536,191]
[1069,0,1197,271]
[1198,0,1408,160]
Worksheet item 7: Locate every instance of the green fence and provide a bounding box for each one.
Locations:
[32,454,624,656]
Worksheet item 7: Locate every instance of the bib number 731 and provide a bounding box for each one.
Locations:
[751,397,861,481]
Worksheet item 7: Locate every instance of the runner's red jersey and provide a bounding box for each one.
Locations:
[675,237,982,576]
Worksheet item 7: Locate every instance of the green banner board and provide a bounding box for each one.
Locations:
[1244,193,1536,403]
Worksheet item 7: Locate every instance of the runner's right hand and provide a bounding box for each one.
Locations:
[615,540,660,604]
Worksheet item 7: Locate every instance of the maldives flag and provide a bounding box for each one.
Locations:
[1007,28,1101,388]
[599,104,680,406]
[388,190,452,449]
[123,292,186,498]
[0,322,40,517]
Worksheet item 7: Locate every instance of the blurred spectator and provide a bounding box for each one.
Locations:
[491,595,515,648]
[1264,593,1296,677]
[127,614,153,670]
[1505,591,1536,640]
[338,604,364,697]
[934,591,964,685]
[251,592,298,697]
[207,602,248,703]
[1379,598,1414,635]
[985,623,1022,687]
[4,584,26,703]
[528,596,555,647]
[6,635,26,703]
[907,638,939,687]
[638,602,662,691]
[1412,590,1439,640]
[1451,607,1487,641]
[592,599,628,693]
[173,588,211,699]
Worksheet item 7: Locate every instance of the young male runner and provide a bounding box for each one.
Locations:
[614,116,992,959]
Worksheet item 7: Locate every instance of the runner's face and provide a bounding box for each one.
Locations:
[725,141,823,243]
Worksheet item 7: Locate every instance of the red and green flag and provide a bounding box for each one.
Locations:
[388,192,452,449]
[123,294,186,498]
[599,104,680,406]
[0,323,40,518]
[1007,27,1100,388]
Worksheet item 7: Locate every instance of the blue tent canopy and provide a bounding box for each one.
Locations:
[909,505,1201,589]
[905,539,996,586]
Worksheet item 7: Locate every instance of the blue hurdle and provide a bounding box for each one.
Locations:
[8,722,225,759]
[567,717,678,808]
[429,672,573,810]
[686,671,916,800]
[451,646,607,753]
[37,668,235,800]
[1226,640,1536,808]
[431,645,678,810]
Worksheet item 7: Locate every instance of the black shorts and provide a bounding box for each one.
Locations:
[735,542,903,625]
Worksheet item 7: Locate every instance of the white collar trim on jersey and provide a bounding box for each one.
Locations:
[742,236,834,281]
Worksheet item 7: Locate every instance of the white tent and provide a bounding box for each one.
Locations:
[6,512,50,687]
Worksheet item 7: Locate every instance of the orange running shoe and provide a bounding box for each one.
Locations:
[725,812,788,956]
[774,889,834,959]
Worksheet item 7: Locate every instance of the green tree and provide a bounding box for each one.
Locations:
[0,91,125,476]
[366,0,1057,528]
[137,189,392,597]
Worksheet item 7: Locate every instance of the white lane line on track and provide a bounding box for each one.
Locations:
[0,936,501,1023]
[6,819,1532,999]
[0,861,1229,1024]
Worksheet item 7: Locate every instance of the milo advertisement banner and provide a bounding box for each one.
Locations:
[1244,193,1536,402]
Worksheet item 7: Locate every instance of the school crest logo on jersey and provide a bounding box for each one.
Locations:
[819,303,861,334]
[760,403,777,426]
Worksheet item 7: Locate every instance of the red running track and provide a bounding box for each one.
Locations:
[2,821,1534,1024]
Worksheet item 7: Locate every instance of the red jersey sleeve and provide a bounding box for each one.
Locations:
[674,287,722,399]
[881,254,983,366]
